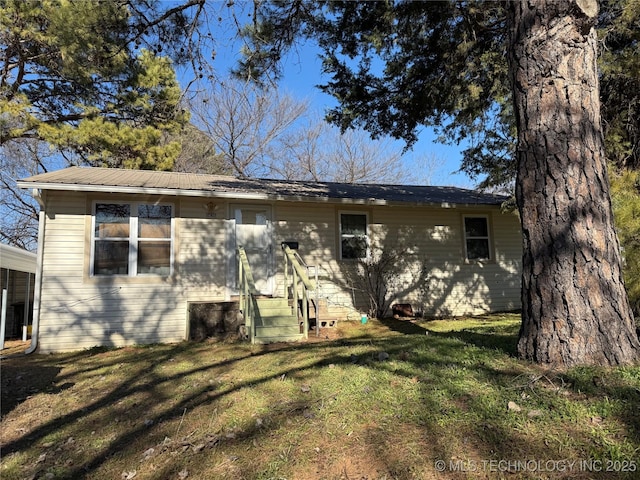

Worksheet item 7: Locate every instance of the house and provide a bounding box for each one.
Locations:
[1,244,36,346]
[17,166,521,353]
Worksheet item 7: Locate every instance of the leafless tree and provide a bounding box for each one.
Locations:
[271,118,407,184]
[187,78,309,178]
[190,84,442,186]
[0,140,54,250]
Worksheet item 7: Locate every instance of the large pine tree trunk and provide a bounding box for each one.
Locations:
[509,0,639,366]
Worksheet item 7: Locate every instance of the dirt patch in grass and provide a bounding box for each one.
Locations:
[2,314,639,480]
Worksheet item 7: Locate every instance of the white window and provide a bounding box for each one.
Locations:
[463,215,491,261]
[92,202,174,276]
[340,213,368,259]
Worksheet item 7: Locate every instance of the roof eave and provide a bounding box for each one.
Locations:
[16,181,272,200]
[15,181,504,208]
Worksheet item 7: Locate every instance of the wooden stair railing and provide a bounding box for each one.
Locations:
[237,246,259,344]
[282,244,316,339]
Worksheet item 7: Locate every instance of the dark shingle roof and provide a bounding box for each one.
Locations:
[18,166,507,206]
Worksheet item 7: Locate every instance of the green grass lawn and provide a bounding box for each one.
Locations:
[1,313,639,479]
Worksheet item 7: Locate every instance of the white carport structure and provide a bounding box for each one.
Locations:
[1,244,37,349]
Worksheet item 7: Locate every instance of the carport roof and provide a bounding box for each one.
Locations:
[0,244,37,274]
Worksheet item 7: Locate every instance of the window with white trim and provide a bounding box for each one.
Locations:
[340,213,368,259]
[92,202,174,276]
[463,215,491,261]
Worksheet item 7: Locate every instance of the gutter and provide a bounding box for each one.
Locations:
[25,189,45,354]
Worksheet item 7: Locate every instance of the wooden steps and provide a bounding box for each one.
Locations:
[247,297,338,343]
[253,297,303,343]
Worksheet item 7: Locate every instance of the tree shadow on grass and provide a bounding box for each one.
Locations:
[378,316,429,335]
[3,323,638,480]
[378,316,518,356]
[428,329,518,356]
[561,367,640,446]
[1,364,70,418]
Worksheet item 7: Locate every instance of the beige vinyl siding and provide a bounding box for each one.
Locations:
[487,208,522,312]
[37,192,187,352]
[365,206,457,315]
[35,189,521,352]
[273,203,360,319]
[368,205,521,316]
[272,203,521,318]
[177,198,229,301]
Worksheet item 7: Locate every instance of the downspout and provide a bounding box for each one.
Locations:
[25,189,46,354]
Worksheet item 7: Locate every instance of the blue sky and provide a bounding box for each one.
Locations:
[177,6,476,188]
[275,45,474,187]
